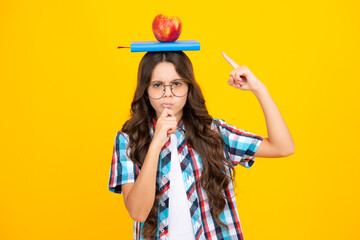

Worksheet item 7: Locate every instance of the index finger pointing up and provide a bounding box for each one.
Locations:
[222,52,240,69]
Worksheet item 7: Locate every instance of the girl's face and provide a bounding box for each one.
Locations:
[148,62,188,122]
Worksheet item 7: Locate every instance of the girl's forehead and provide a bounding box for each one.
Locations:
[151,62,182,81]
[150,78,183,83]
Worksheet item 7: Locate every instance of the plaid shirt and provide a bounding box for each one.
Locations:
[108,118,265,240]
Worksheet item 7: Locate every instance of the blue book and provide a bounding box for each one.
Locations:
[130,40,200,52]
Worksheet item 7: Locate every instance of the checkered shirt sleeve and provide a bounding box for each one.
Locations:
[108,131,140,194]
[214,118,265,168]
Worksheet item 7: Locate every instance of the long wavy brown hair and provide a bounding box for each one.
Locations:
[122,51,235,239]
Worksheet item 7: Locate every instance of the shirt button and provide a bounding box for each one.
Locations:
[162,175,166,178]
[160,229,164,233]
[161,202,165,207]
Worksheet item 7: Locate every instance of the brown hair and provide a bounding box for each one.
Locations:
[122,51,235,239]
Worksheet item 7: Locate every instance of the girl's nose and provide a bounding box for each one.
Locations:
[163,85,173,97]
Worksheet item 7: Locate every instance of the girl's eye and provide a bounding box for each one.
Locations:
[152,83,162,88]
[173,82,182,87]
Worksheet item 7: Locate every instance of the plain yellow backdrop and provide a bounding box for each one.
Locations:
[1,0,359,239]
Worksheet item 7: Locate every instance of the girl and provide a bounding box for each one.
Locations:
[108,51,295,240]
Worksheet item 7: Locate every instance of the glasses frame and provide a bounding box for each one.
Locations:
[148,82,189,100]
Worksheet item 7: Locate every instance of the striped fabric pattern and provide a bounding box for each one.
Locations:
[108,118,265,240]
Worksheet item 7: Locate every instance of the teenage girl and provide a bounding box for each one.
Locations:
[108,51,295,240]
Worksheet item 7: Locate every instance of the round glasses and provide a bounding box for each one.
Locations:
[148,81,189,99]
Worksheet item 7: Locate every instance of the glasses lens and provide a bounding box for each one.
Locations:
[171,81,188,97]
[148,83,164,99]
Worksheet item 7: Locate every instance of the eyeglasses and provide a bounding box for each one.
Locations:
[148,81,189,99]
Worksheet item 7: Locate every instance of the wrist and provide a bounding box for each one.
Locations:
[149,140,163,153]
[252,84,268,96]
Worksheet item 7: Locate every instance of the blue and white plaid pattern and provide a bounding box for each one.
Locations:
[108,118,265,240]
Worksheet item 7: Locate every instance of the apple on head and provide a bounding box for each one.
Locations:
[152,14,182,42]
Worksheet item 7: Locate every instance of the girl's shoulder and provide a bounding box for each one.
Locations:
[211,117,247,135]
[115,130,130,144]
[211,117,228,130]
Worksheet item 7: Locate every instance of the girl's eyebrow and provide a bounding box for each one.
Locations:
[150,78,184,83]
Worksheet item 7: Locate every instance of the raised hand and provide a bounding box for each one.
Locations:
[151,108,177,148]
[222,52,265,92]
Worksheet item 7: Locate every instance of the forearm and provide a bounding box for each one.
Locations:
[125,143,161,222]
[253,85,295,155]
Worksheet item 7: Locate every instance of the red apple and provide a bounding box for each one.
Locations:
[152,14,182,42]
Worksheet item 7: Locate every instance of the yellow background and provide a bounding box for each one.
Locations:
[1,0,359,239]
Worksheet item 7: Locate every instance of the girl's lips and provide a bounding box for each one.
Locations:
[161,103,173,108]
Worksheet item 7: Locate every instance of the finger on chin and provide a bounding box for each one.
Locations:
[166,108,175,117]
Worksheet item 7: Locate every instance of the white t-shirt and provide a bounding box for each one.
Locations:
[168,134,196,240]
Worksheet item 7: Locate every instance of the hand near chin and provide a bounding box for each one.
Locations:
[152,108,177,148]
[222,52,266,92]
